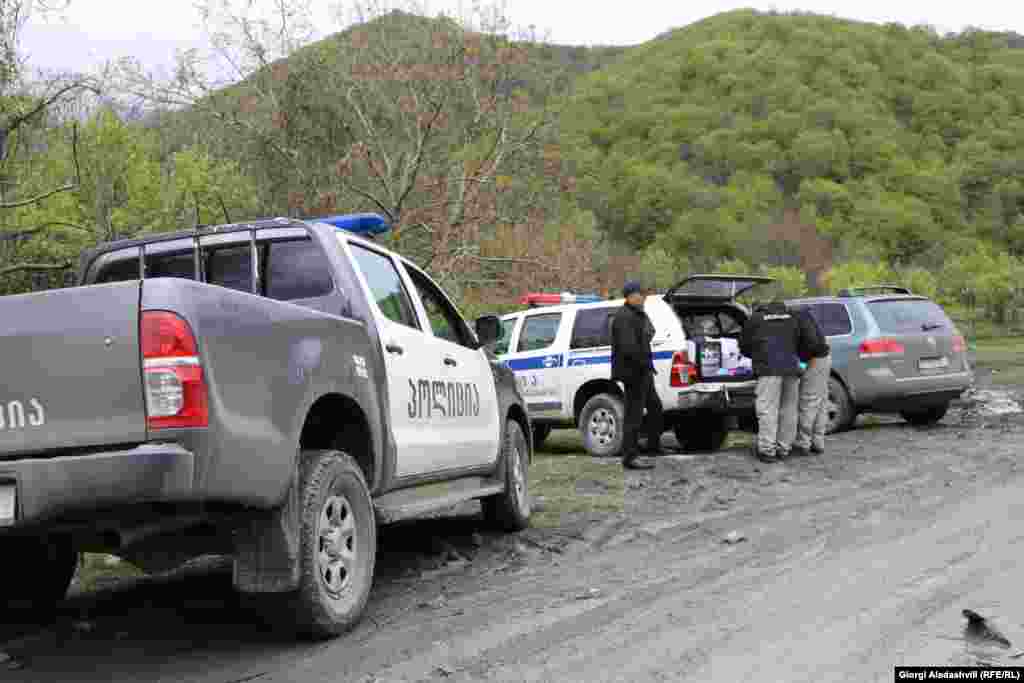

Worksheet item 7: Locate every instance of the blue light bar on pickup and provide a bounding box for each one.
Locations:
[318,213,390,236]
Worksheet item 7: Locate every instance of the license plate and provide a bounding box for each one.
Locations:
[0,484,15,524]
[919,357,949,371]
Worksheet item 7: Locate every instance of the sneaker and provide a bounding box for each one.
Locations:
[810,445,825,455]
[751,444,777,462]
[789,446,810,457]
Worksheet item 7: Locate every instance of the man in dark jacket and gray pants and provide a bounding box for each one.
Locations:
[739,300,803,462]
[611,280,662,470]
[791,308,831,457]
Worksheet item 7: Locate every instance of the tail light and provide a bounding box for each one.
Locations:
[670,351,698,387]
[141,311,208,429]
[858,338,905,359]
[952,335,966,353]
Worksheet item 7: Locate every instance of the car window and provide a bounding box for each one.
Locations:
[348,243,419,329]
[265,238,333,301]
[867,299,952,334]
[571,307,618,349]
[206,245,252,293]
[816,303,853,336]
[147,252,196,280]
[404,265,472,347]
[95,254,140,283]
[494,318,517,355]
[517,313,562,352]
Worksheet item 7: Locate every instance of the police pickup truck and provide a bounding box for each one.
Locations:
[0,213,531,639]
[495,276,773,456]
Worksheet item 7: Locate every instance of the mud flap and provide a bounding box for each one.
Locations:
[232,471,301,593]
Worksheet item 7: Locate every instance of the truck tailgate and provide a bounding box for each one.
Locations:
[0,282,148,457]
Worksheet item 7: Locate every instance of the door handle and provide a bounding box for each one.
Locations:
[444,356,457,367]
[386,342,404,355]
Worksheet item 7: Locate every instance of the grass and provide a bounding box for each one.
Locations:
[971,337,1024,386]
[529,430,625,528]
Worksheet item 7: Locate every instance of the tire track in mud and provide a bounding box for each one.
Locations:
[313,433,1022,683]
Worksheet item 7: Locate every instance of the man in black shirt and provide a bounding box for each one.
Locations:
[739,300,803,462]
[610,280,662,470]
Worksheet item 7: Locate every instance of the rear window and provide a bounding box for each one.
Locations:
[867,299,953,334]
[265,238,333,301]
[570,307,619,349]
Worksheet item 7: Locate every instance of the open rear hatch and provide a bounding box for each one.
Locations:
[0,282,149,458]
[665,275,774,382]
[663,274,774,306]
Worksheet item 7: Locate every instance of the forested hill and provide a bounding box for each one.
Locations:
[560,9,1024,303]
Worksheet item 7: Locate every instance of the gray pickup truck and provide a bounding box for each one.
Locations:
[0,213,531,639]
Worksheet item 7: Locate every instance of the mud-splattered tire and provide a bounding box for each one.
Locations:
[531,423,552,451]
[482,419,531,532]
[827,376,855,434]
[579,393,625,457]
[291,450,376,640]
[1,534,77,617]
[901,403,949,427]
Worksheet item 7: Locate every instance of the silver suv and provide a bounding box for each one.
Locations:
[786,286,973,432]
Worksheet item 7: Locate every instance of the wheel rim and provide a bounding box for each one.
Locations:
[827,393,841,432]
[317,493,356,598]
[588,408,617,448]
[510,434,530,516]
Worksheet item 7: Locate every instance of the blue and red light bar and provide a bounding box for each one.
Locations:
[520,292,604,307]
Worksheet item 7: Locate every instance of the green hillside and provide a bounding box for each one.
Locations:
[560,9,1024,313]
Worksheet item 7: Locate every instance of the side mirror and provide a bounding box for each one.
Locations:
[475,315,502,346]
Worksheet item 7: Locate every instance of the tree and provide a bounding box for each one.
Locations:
[117,0,567,297]
[0,0,103,292]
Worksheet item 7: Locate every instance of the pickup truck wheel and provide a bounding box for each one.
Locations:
[482,419,531,532]
[901,403,949,427]
[291,450,376,640]
[531,423,552,451]
[1,535,77,616]
[579,393,625,457]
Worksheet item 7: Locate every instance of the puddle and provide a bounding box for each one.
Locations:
[960,389,1023,416]
[915,608,1024,667]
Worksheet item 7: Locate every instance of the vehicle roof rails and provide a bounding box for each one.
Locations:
[837,285,912,297]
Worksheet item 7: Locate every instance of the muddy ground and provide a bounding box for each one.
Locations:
[3,368,1024,682]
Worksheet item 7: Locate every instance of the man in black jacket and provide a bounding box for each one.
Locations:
[611,280,662,470]
[739,300,803,462]
[791,307,832,457]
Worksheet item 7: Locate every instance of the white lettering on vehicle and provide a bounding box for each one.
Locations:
[0,398,45,431]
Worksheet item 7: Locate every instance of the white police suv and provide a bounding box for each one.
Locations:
[494,275,773,456]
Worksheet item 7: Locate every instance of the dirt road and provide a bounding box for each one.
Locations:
[3,381,1024,682]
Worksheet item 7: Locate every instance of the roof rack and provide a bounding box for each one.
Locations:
[837,285,912,297]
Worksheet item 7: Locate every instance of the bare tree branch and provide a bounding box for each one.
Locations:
[0,261,74,278]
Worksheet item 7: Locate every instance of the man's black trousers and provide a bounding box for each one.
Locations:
[621,372,664,456]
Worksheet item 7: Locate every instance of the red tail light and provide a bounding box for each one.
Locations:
[952,335,966,353]
[670,351,697,387]
[858,338,905,359]
[141,311,208,429]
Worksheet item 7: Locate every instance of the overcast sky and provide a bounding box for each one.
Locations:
[18,0,1024,78]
